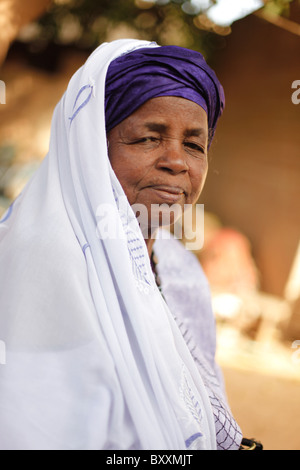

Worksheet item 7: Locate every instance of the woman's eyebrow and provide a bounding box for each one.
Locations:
[143,122,207,138]
[184,128,207,138]
[143,122,168,133]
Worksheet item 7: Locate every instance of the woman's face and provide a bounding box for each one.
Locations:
[107,96,208,232]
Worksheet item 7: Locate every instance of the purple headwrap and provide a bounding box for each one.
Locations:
[105,45,225,144]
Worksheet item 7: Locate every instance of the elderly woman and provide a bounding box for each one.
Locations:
[0,39,242,450]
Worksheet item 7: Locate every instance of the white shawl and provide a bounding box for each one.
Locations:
[0,39,217,450]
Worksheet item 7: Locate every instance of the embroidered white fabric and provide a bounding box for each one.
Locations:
[154,233,243,450]
[0,39,219,450]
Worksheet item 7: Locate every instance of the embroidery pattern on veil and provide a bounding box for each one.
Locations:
[179,364,205,450]
[113,187,151,294]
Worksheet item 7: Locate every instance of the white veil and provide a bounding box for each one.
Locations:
[0,39,217,450]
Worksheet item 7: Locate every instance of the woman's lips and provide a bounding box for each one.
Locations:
[146,185,186,203]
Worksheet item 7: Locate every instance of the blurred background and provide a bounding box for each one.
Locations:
[0,0,299,450]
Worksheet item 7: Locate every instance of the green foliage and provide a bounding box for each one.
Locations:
[263,0,295,16]
[37,1,196,48]
[32,0,211,57]
[23,0,297,59]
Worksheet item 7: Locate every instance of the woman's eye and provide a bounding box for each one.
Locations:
[139,137,158,143]
[185,142,206,154]
[133,137,160,145]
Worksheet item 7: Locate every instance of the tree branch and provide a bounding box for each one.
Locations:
[254,8,300,36]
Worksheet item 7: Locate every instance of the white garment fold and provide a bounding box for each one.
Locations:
[0,39,217,450]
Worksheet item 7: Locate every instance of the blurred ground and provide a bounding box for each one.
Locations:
[217,330,300,450]
[223,367,300,450]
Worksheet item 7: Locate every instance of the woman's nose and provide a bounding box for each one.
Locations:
[156,142,189,174]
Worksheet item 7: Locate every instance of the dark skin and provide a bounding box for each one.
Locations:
[107,96,209,257]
